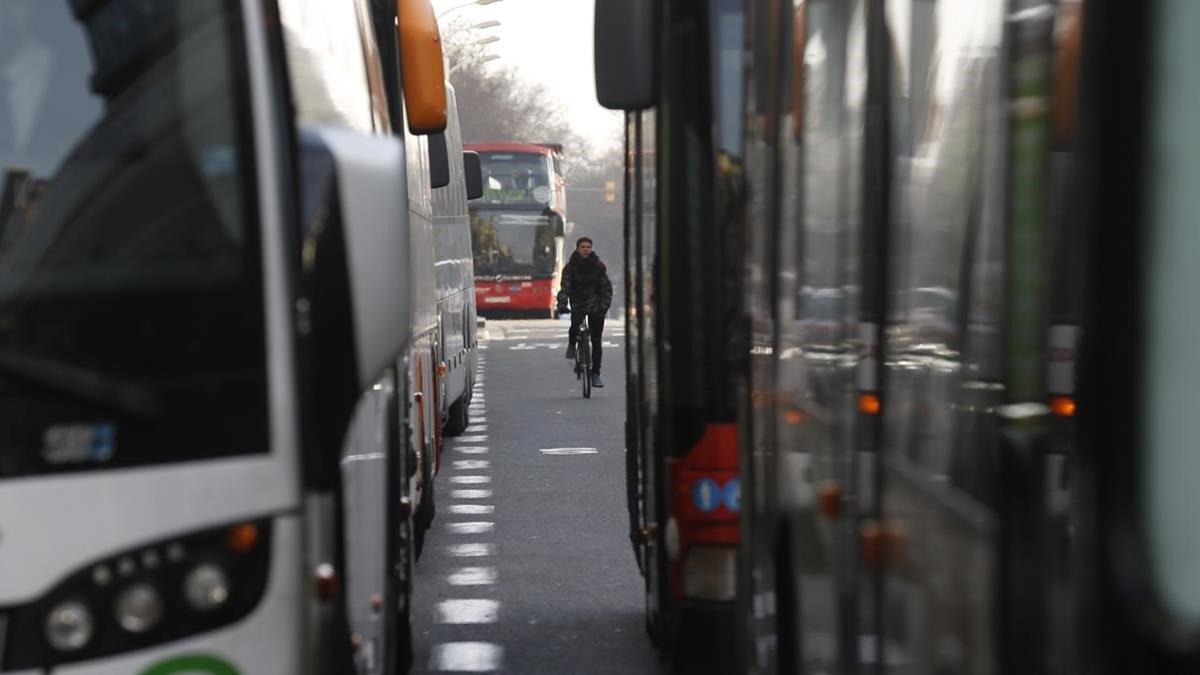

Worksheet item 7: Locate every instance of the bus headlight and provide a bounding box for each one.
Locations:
[184,563,230,611]
[6,519,271,670]
[44,600,94,652]
[114,583,164,633]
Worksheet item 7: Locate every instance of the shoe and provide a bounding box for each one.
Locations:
[566,344,576,360]
[591,374,604,388]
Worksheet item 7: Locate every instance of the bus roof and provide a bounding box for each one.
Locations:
[465,142,564,157]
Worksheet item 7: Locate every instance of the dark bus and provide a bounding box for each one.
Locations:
[595,0,747,669]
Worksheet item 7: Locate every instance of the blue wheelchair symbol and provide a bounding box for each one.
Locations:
[693,478,721,513]
[722,478,741,513]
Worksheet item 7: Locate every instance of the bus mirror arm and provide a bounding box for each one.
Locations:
[295,125,413,489]
[429,132,451,188]
[463,151,484,200]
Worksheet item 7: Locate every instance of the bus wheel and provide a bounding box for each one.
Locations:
[444,394,470,436]
[414,457,435,560]
[385,383,414,674]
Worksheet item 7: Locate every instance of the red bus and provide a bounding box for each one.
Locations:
[465,142,567,317]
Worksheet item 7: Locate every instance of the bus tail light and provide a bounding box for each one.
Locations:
[682,545,737,601]
[666,423,740,600]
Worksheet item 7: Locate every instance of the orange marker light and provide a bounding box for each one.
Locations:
[1050,396,1076,417]
[858,393,881,416]
[227,523,259,554]
[785,408,807,425]
[818,480,843,519]
[860,520,885,568]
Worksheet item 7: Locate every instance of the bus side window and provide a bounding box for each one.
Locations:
[1140,0,1200,628]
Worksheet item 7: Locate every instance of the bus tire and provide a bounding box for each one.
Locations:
[414,458,435,561]
[444,395,470,436]
[384,376,414,674]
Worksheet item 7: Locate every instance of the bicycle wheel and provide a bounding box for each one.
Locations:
[579,335,591,398]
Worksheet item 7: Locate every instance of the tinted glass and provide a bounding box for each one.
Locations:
[474,152,552,205]
[0,0,266,478]
[469,208,557,277]
[1142,0,1200,627]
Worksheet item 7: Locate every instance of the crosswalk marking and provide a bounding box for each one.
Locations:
[453,460,490,470]
[451,485,492,497]
[430,642,503,672]
[447,521,495,535]
[446,543,494,557]
[447,567,497,586]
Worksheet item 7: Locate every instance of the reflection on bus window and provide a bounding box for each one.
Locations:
[475,152,552,205]
[470,209,556,277]
[1141,0,1200,628]
[0,0,267,479]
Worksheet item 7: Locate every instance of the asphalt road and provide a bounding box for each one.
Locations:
[410,319,660,674]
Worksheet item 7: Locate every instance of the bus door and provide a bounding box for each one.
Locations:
[1075,0,1200,671]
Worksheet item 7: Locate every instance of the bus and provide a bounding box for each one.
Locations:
[0,0,445,672]
[432,85,481,437]
[465,141,567,318]
[597,0,1092,671]
[595,1,745,669]
[726,0,1086,672]
[1073,0,1200,671]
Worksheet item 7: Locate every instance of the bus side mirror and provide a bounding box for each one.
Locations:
[463,151,484,200]
[296,125,411,488]
[398,0,447,134]
[429,132,450,188]
[594,0,657,111]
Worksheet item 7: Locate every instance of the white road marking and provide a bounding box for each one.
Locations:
[453,459,490,470]
[447,521,495,535]
[435,599,500,625]
[455,446,489,455]
[506,342,621,350]
[540,447,600,455]
[451,475,491,485]
[457,435,489,443]
[464,425,488,433]
[449,504,495,515]
[448,566,497,586]
[451,489,493,499]
[430,642,503,672]
[446,543,494,557]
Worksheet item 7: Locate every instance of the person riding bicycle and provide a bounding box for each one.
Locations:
[557,236,612,388]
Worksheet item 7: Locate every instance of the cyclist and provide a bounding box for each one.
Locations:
[557,236,612,388]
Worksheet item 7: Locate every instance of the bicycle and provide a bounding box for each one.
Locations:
[572,315,592,399]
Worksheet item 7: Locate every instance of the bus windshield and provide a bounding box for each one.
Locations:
[0,0,268,478]
[475,152,553,206]
[470,208,558,278]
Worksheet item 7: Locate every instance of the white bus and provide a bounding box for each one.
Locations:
[0,0,446,672]
[432,84,481,437]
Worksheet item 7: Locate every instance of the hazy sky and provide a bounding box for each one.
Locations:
[432,0,623,154]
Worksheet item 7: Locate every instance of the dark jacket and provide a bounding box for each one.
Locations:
[559,251,613,314]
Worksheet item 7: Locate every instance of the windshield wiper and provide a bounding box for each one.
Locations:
[0,347,160,417]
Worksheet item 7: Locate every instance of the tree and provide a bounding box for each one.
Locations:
[443,20,602,173]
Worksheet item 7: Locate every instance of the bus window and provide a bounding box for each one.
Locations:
[0,0,267,478]
[1140,0,1200,628]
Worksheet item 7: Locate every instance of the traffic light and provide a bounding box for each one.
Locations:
[604,180,617,202]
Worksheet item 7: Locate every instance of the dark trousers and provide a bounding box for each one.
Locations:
[568,310,605,374]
